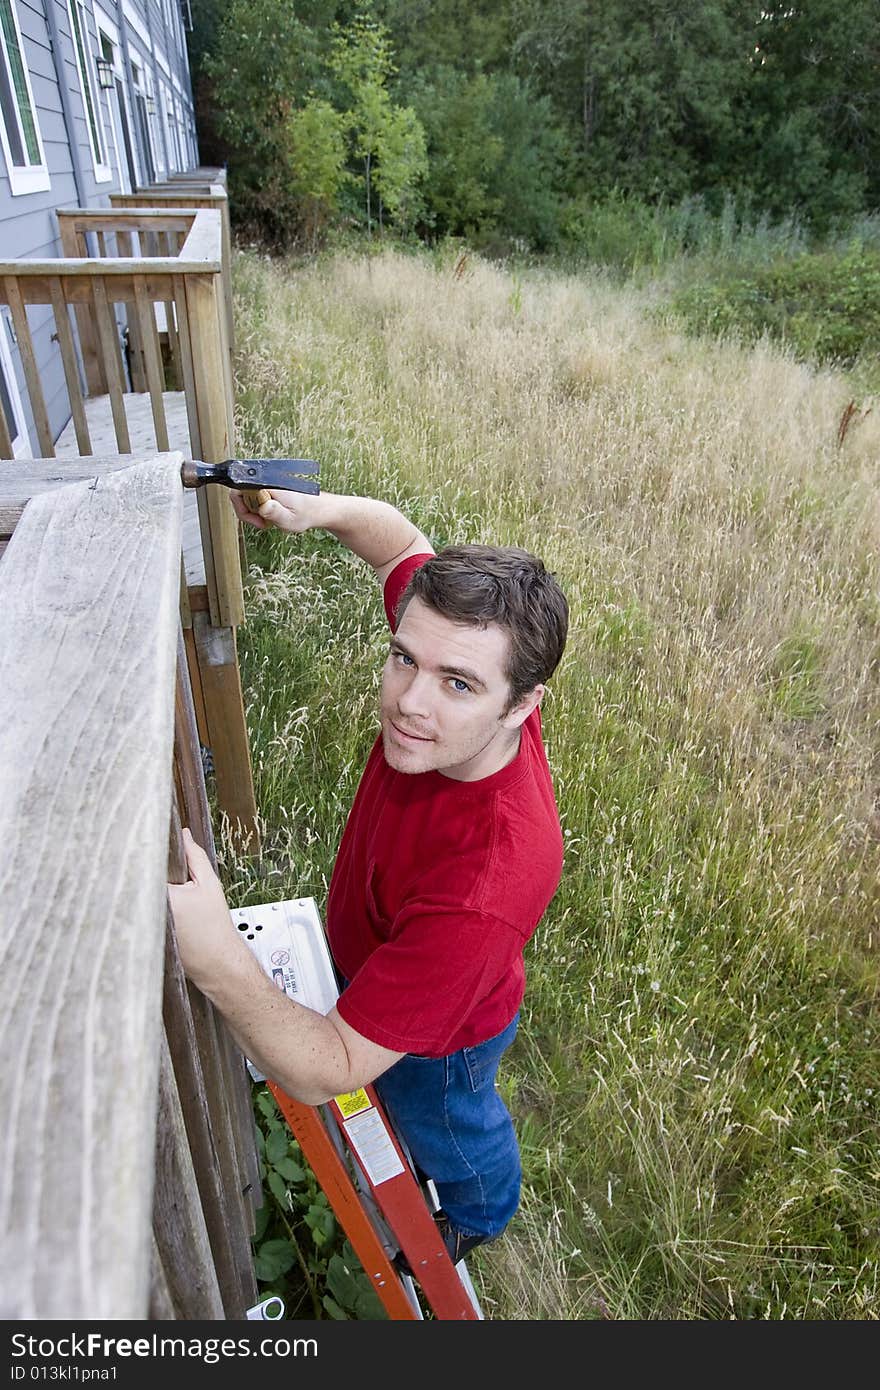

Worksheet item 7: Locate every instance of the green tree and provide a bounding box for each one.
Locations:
[406,68,503,236]
[486,72,570,249]
[286,99,349,249]
[511,0,757,203]
[201,0,336,242]
[329,10,427,235]
[378,0,516,76]
[407,67,568,248]
[372,105,428,232]
[741,1,880,226]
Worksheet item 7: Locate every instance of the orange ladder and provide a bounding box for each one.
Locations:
[270,1083,481,1320]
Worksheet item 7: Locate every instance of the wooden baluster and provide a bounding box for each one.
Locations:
[49,277,91,455]
[120,229,146,392]
[172,272,201,459]
[151,1021,225,1320]
[4,278,53,456]
[91,277,131,453]
[134,279,169,451]
[163,242,183,389]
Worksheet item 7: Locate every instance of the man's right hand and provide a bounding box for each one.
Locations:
[230,487,328,533]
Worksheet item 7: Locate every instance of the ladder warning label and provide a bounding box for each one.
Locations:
[335,1088,371,1118]
[342,1109,405,1186]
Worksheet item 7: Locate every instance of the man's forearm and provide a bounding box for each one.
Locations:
[312,492,425,570]
[199,944,350,1105]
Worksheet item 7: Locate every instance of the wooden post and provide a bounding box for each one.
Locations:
[193,613,260,852]
[183,268,243,629]
[49,277,92,453]
[57,213,104,395]
[179,231,259,852]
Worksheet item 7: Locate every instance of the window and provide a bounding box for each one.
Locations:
[130,60,155,185]
[162,82,179,169]
[68,0,111,180]
[0,0,50,194]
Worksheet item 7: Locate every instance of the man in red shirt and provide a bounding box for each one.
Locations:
[169,487,568,1265]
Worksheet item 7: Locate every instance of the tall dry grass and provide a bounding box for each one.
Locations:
[226,244,880,1319]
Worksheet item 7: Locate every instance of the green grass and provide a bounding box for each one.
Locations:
[219,243,880,1320]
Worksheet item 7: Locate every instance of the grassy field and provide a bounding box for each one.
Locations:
[221,243,880,1320]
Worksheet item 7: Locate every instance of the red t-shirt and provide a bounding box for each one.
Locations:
[328,554,563,1056]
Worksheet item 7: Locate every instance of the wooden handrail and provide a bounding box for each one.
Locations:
[1,209,223,281]
[0,457,182,1318]
[0,455,259,1318]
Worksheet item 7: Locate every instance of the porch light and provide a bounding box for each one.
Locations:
[95,57,114,90]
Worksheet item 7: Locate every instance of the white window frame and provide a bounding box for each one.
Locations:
[67,0,112,182]
[174,91,189,166]
[0,0,50,194]
[147,76,165,175]
[0,313,32,458]
[130,58,157,180]
[161,80,179,170]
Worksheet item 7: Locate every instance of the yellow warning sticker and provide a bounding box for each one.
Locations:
[334,1088,371,1119]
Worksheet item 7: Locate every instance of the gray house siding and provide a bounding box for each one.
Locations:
[0,0,201,455]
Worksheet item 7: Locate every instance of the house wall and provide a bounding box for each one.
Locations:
[0,0,202,453]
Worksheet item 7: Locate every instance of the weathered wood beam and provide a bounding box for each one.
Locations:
[0,457,182,1318]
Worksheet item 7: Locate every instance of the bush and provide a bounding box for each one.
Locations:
[559,189,814,274]
[667,245,880,366]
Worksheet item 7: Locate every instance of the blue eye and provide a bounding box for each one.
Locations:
[451,678,471,694]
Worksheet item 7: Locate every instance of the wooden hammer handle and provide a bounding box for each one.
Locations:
[240,489,272,512]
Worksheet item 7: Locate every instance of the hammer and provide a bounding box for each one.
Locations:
[181,457,320,510]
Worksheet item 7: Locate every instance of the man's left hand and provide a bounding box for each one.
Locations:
[167,828,242,991]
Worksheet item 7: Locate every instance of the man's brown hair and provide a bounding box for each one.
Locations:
[396,545,569,708]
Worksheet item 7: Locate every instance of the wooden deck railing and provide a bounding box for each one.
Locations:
[0,206,240,630]
[0,455,259,1319]
[110,184,234,351]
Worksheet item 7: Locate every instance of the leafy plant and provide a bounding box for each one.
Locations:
[666,246,880,368]
[250,1086,389,1320]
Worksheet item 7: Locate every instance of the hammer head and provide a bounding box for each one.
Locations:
[181,458,320,497]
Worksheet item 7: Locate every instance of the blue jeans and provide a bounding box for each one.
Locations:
[372,1013,522,1240]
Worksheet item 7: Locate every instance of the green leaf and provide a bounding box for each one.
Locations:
[326,1254,361,1310]
[354,1287,389,1320]
[254,1238,296,1281]
[322,1295,349,1320]
[274,1156,306,1183]
[266,1126,291,1165]
[267,1169,289,1206]
[252,1203,272,1244]
[255,1089,278,1120]
[305,1205,336,1241]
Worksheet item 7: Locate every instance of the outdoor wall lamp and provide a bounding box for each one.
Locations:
[95,57,115,90]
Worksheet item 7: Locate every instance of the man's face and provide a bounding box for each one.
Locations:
[379,596,542,781]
